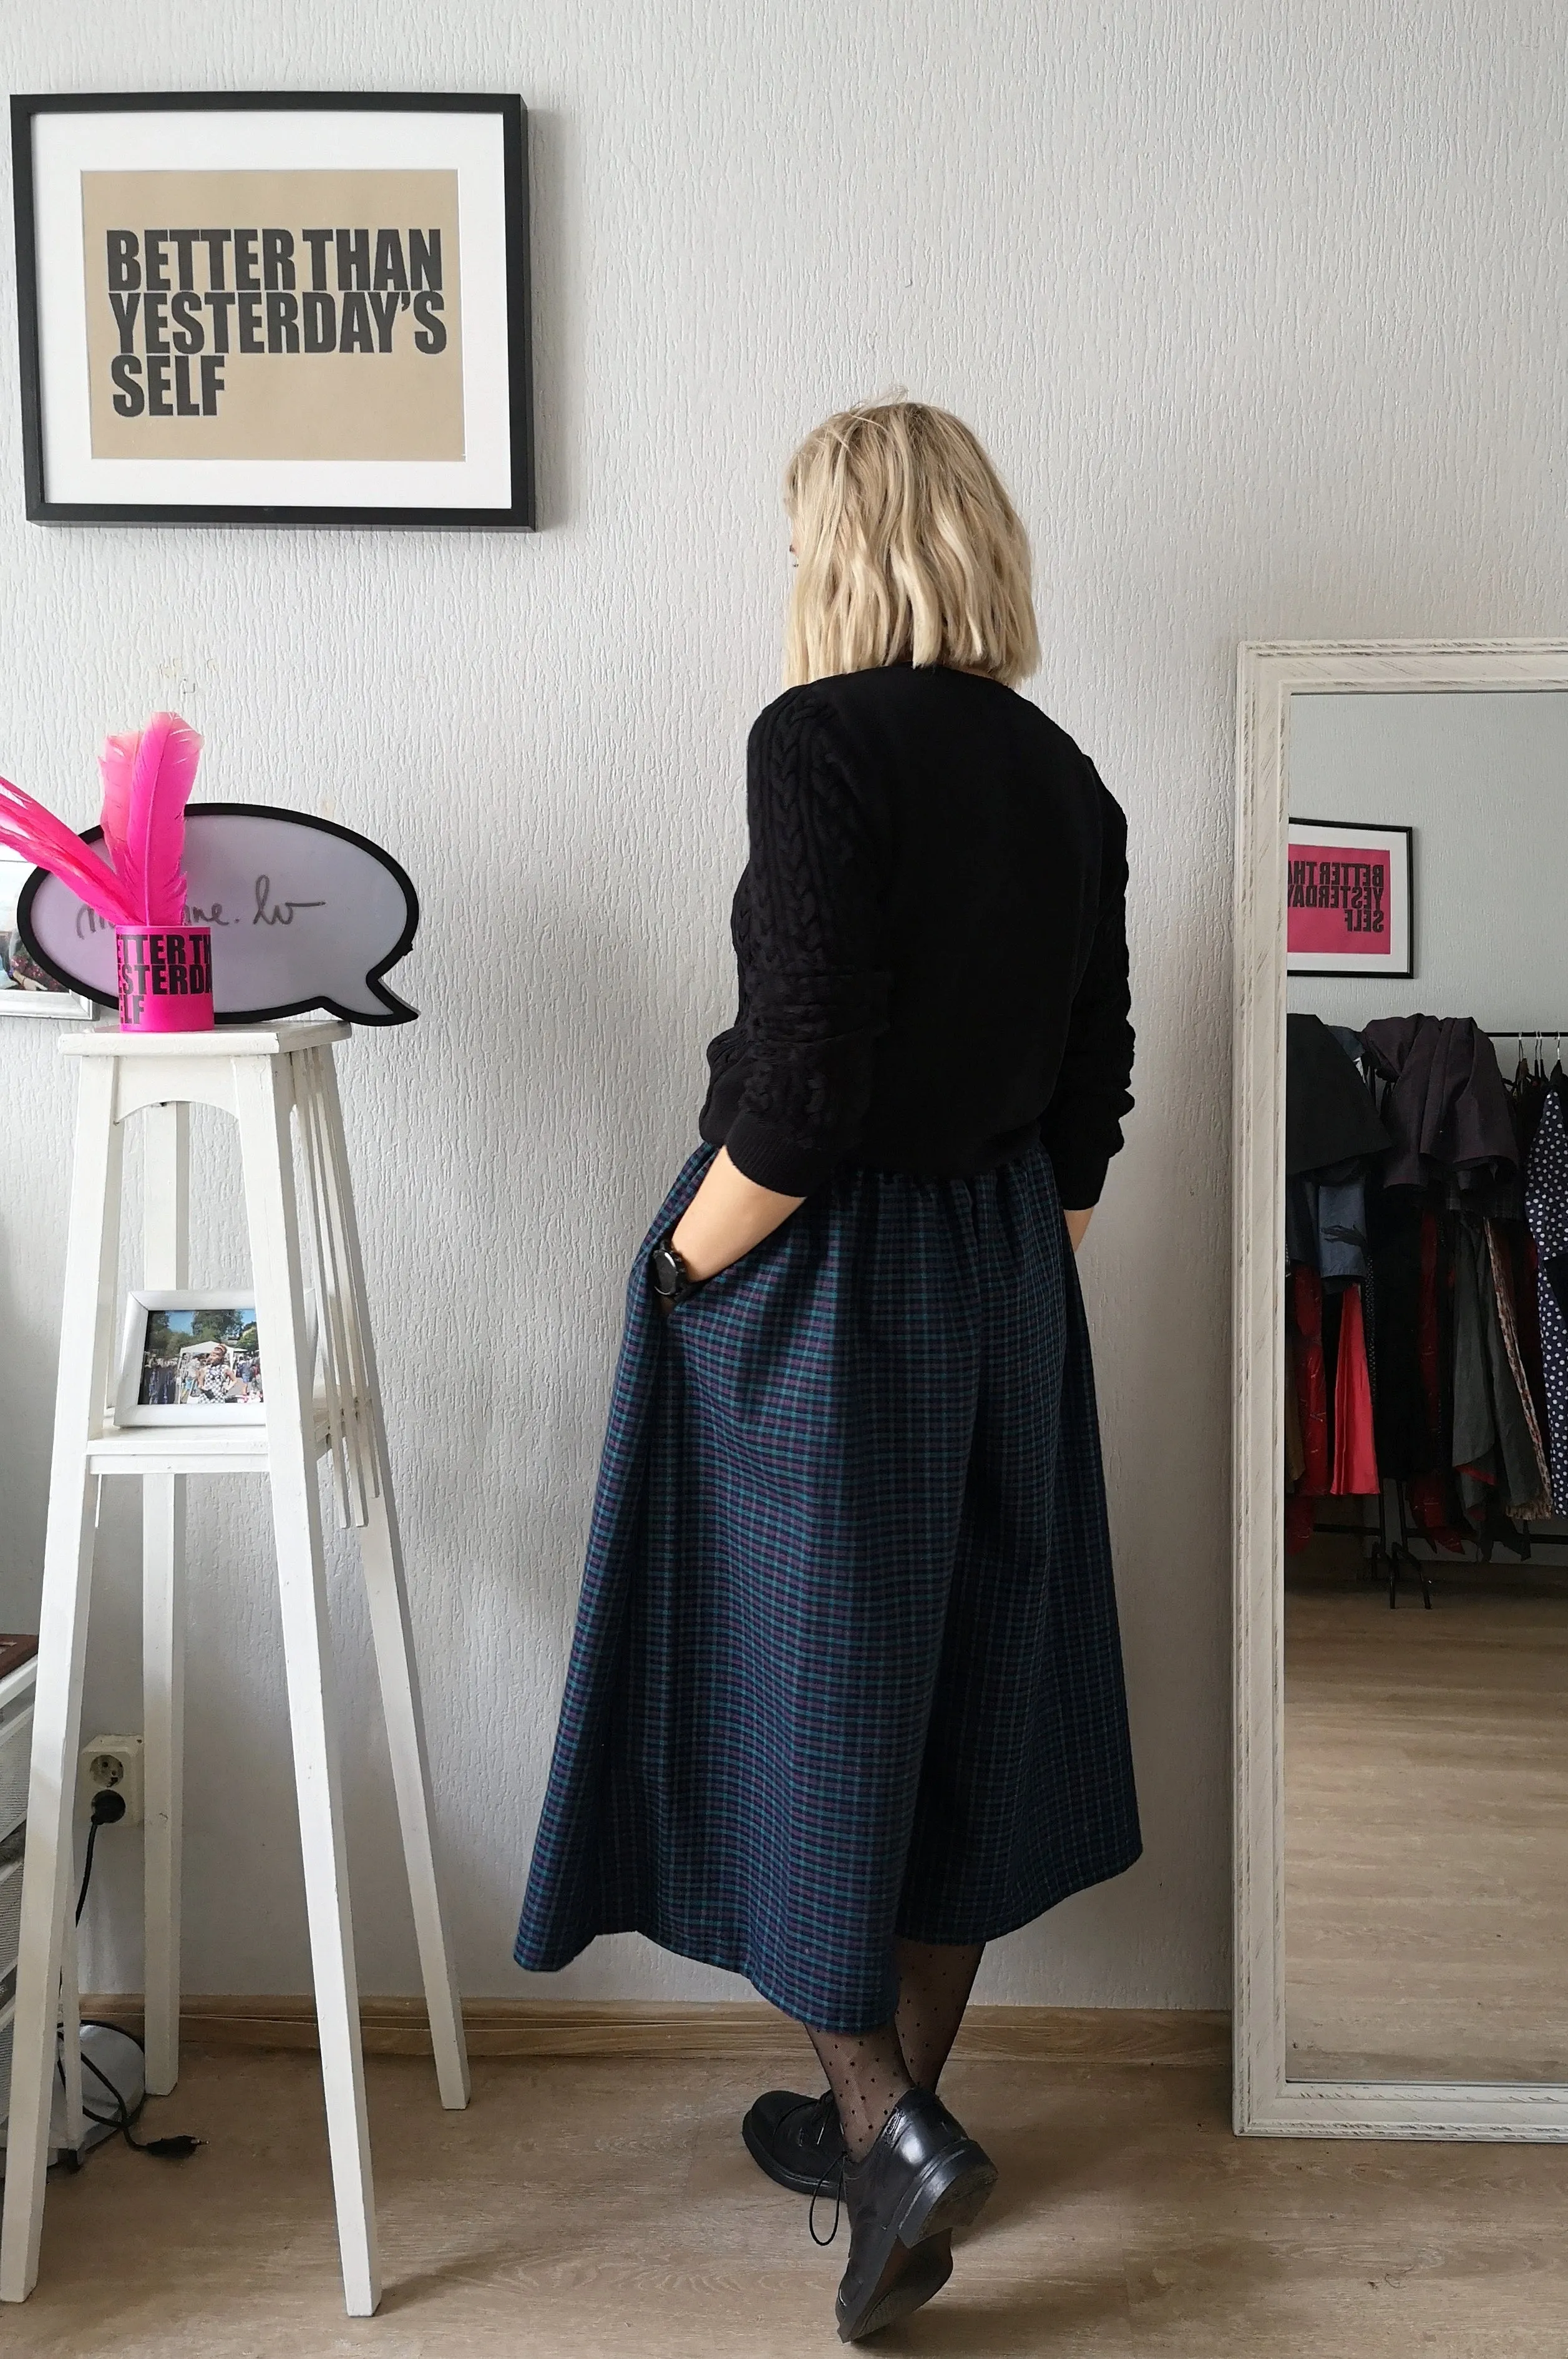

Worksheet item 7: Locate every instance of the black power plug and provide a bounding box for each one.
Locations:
[75,1785,127,1923]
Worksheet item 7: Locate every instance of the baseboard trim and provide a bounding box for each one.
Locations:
[80,1995,1229,2067]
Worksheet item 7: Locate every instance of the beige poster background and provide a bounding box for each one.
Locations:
[81,170,464,462]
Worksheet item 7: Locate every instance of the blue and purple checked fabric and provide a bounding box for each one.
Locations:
[515,1141,1141,2033]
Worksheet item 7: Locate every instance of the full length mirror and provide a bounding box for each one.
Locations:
[1234,642,1568,2139]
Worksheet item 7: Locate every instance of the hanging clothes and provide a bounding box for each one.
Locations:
[1503,1211,1554,1453]
[1367,1194,1450,1480]
[1285,1014,1390,1272]
[1284,1014,1385,1533]
[1322,1027,1380,1281]
[1284,1331,1307,1485]
[1290,1266,1330,1495]
[1317,1178,1371,1281]
[1285,1265,1331,1553]
[1330,1284,1378,1494]
[1408,1204,1468,1549]
[1484,1218,1553,1520]
[1452,1217,1499,1497]
[1361,1015,1519,1209]
[1287,1013,1392,1176]
[1451,1216,1547,1518]
[1287,1009,1559,1560]
[1539,1070,1568,1332]
[1525,1086,1568,1515]
[1511,1053,1549,1176]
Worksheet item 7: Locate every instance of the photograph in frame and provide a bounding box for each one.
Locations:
[11,91,533,527]
[1286,818,1415,980]
[116,1291,270,1426]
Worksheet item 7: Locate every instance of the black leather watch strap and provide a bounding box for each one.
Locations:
[650,1234,696,1313]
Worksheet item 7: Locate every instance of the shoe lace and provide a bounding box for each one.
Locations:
[806,2090,837,2144]
[807,2157,845,2247]
[804,2088,847,2245]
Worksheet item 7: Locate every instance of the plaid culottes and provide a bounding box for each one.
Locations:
[514,1142,1141,2033]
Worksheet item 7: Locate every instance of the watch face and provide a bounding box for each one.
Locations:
[651,1246,678,1296]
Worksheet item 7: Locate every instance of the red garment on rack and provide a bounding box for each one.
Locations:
[1330,1284,1378,1493]
[1292,1266,1329,1495]
[1406,1472,1467,1550]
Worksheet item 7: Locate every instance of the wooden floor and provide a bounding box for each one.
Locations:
[12,2043,1568,2355]
[1285,1565,1568,2081]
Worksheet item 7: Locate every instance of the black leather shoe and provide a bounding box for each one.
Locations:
[742,2088,846,2194]
[834,2089,996,2343]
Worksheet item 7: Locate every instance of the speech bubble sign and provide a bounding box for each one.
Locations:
[18,803,418,1025]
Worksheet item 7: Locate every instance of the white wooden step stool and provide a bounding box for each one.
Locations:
[0,1020,469,2315]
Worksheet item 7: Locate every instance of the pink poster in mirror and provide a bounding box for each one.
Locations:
[1286,818,1414,978]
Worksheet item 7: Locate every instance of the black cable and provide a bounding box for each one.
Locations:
[55,1787,203,2163]
[74,2033,201,2161]
[75,1787,126,1921]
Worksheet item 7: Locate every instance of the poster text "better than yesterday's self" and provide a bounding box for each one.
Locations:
[100,225,449,418]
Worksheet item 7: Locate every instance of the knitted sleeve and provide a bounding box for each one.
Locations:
[723,690,892,1195]
[1038,779,1135,1209]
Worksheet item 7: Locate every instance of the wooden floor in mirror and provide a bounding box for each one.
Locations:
[1285,1538,1568,2085]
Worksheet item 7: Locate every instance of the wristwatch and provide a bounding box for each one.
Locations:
[650,1234,698,1313]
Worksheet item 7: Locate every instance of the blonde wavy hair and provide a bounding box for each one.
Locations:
[783,400,1039,689]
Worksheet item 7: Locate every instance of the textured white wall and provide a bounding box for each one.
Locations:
[2,2,1565,2010]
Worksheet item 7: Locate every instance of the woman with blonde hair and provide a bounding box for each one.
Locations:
[517,400,1140,2340]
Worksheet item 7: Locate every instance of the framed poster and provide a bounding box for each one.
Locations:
[1286,818,1414,979]
[11,90,533,527]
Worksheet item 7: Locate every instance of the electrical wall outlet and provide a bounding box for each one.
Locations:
[80,1734,144,1826]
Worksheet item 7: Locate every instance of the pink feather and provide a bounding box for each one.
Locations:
[97,730,141,872]
[0,776,137,926]
[116,713,202,926]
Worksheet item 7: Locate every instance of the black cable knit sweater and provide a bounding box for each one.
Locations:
[699,664,1134,1206]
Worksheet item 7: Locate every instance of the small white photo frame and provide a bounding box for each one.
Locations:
[115,1290,278,1426]
[0,852,90,1016]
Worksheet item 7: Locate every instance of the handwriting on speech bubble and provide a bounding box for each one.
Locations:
[19,804,418,1024]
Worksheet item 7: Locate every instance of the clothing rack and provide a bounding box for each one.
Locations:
[1310,1485,1568,1611]
[1298,1020,1568,1608]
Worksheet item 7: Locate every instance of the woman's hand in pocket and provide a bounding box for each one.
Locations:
[671,1148,805,1281]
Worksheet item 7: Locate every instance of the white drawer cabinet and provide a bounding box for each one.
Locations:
[0,1860,21,1985]
[0,1656,40,2092]
[0,1703,31,1849]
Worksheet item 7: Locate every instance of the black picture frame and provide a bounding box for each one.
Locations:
[11,90,533,529]
[1285,817,1416,980]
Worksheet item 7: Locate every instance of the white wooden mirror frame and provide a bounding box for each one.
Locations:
[1232,637,1568,2141]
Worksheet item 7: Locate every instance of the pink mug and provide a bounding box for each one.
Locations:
[115,926,215,1032]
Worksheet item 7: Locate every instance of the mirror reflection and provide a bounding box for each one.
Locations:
[1283,688,1568,2083]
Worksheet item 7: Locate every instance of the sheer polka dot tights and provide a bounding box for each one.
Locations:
[802,1940,985,2163]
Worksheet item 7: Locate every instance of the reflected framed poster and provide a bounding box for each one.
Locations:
[1286,817,1414,979]
[11,90,533,527]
